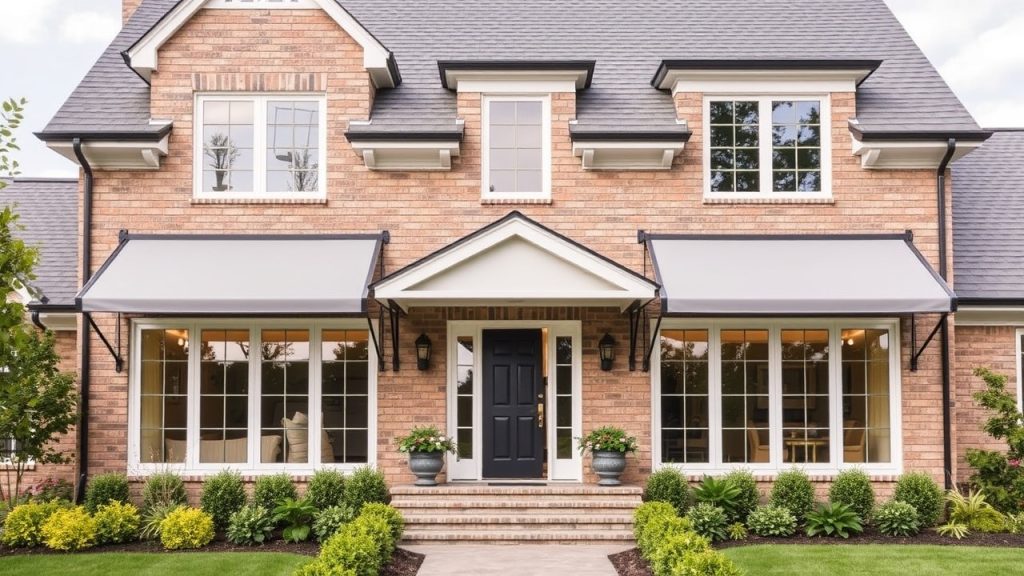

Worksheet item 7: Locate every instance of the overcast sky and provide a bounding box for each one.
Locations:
[0,0,1022,177]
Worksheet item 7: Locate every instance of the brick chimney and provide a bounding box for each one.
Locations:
[123,0,142,25]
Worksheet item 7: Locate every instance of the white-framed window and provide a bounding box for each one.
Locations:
[653,319,901,475]
[703,95,832,200]
[193,94,327,200]
[1016,329,1024,410]
[0,438,33,469]
[129,319,375,475]
[481,95,552,201]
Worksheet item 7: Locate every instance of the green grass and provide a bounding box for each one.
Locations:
[723,545,1024,576]
[0,552,309,576]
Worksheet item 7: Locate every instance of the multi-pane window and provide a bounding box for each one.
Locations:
[706,96,828,197]
[1,438,20,464]
[483,96,549,198]
[140,329,189,463]
[199,330,250,464]
[321,331,370,464]
[261,330,310,464]
[660,330,710,464]
[196,95,325,198]
[554,336,574,460]
[455,337,474,459]
[657,323,896,471]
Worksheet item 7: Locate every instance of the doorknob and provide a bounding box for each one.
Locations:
[537,395,545,428]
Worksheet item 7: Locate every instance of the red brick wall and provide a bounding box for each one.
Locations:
[76,7,954,491]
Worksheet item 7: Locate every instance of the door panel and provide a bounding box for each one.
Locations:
[483,329,544,478]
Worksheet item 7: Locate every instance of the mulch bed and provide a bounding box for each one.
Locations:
[609,530,1024,576]
[384,548,425,576]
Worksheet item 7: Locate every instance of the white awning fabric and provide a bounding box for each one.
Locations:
[647,234,955,316]
[78,234,385,315]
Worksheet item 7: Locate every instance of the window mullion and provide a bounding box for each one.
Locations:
[768,326,781,467]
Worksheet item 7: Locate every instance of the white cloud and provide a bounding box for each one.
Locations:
[0,0,59,44]
[58,11,121,44]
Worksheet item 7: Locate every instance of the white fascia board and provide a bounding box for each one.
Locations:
[573,140,686,171]
[448,72,584,93]
[851,137,982,170]
[36,312,78,332]
[664,71,865,94]
[47,136,170,171]
[127,0,396,87]
[351,140,461,171]
[955,306,1024,326]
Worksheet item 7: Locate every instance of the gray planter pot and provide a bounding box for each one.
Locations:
[408,451,445,486]
[591,450,627,486]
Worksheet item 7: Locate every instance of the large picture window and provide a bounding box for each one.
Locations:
[132,321,375,474]
[655,320,900,474]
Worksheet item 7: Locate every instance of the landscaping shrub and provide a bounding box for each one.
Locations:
[893,472,944,526]
[946,487,1007,533]
[306,469,346,511]
[313,504,358,542]
[199,470,246,533]
[41,506,97,551]
[94,501,141,544]
[307,510,400,576]
[84,473,130,513]
[253,473,298,512]
[140,502,181,541]
[670,550,743,576]
[342,466,389,511]
[142,472,188,512]
[648,530,711,576]
[643,468,690,515]
[637,514,692,560]
[769,469,815,522]
[1,500,65,547]
[828,469,875,522]
[633,501,678,541]
[227,504,275,546]
[693,476,743,523]
[359,503,405,542]
[874,500,920,537]
[723,469,759,522]
[727,522,747,541]
[687,502,729,542]
[27,478,74,503]
[804,502,863,538]
[160,507,215,550]
[964,368,1024,514]
[274,498,317,543]
[746,504,797,537]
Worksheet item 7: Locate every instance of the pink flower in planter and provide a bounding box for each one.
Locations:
[1009,458,1021,469]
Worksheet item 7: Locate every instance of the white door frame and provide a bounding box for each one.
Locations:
[446,320,583,481]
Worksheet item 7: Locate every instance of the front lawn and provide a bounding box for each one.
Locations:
[0,552,309,576]
[722,545,1024,576]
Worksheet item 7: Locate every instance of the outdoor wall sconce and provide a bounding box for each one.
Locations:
[599,333,616,371]
[415,333,432,370]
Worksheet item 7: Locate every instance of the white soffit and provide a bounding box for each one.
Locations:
[351,140,461,171]
[47,136,170,171]
[851,137,982,170]
[126,0,397,88]
[373,213,657,311]
[653,60,881,94]
[954,307,1024,326]
[572,140,686,171]
[439,62,595,93]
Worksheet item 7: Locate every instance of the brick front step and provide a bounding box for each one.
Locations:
[391,483,641,544]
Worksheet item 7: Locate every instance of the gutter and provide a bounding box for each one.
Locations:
[31,309,47,332]
[937,138,956,490]
[72,138,93,504]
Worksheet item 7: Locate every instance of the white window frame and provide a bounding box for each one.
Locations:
[128,318,377,476]
[1016,329,1024,410]
[481,94,552,202]
[652,318,902,476]
[702,95,832,200]
[193,93,328,201]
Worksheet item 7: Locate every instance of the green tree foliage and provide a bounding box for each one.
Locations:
[0,97,27,188]
[965,367,1024,513]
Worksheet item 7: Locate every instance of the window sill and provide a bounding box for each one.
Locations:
[191,197,328,206]
[481,197,553,205]
[658,467,899,482]
[703,196,835,205]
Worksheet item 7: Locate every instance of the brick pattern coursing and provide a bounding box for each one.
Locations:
[71,8,956,494]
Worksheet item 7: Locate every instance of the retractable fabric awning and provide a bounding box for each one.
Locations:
[78,234,386,315]
[646,233,955,316]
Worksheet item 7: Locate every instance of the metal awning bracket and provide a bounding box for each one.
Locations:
[910,312,947,372]
[85,312,123,373]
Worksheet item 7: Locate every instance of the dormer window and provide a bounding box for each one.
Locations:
[482,95,551,201]
[194,94,326,201]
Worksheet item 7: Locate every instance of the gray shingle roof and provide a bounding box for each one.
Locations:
[41,0,982,140]
[953,130,1024,302]
[0,179,79,306]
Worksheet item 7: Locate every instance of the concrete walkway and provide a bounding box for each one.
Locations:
[404,544,628,576]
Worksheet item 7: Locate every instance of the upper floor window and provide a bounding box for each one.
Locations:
[704,96,831,200]
[194,94,326,200]
[482,95,551,201]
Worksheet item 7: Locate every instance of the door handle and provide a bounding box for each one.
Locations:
[537,395,545,428]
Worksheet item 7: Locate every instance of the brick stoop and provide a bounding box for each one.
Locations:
[391,484,642,544]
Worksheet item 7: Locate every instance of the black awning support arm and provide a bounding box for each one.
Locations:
[910,313,947,372]
[85,312,123,373]
[628,304,641,372]
[387,300,402,371]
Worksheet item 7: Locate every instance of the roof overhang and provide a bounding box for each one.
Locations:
[124,0,400,88]
[438,61,595,92]
[346,127,464,171]
[849,123,992,169]
[41,130,171,171]
[653,59,882,92]
[645,232,955,317]
[571,128,691,171]
[955,304,1024,326]
[372,211,658,312]
[78,233,387,315]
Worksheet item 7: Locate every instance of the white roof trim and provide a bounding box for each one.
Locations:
[572,140,686,171]
[851,137,982,170]
[47,136,169,171]
[373,214,657,311]
[126,0,397,88]
[659,69,875,93]
[955,306,1024,326]
[444,71,588,93]
[350,140,461,171]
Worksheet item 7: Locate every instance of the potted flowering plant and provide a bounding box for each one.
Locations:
[397,425,458,486]
[578,426,638,486]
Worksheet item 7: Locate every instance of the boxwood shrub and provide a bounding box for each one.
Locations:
[643,468,690,515]
[769,469,815,522]
[84,473,130,513]
[199,470,247,533]
[829,469,875,522]
[893,472,944,526]
[723,469,760,522]
[342,466,390,511]
[306,469,346,511]
[253,473,298,513]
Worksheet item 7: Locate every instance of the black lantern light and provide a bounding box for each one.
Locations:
[599,333,616,371]
[415,333,432,370]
